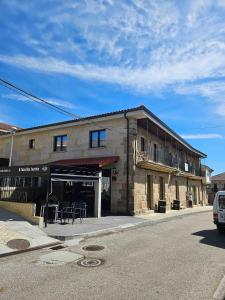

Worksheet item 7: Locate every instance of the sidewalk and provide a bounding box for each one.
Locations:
[0,208,59,257]
[43,206,212,241]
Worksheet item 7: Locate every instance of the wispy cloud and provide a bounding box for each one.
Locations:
[181,133,224,139]
[2,93,76,110]
[1,0,225,110]
[176,80,225,116]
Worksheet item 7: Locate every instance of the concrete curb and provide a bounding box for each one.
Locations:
[49,208,212,241]
[0,241,61,258]
[213,274,225,300]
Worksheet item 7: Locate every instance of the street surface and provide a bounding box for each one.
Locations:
[1,211,225,300]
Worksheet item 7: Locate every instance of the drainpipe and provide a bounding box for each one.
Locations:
[124,112,130,215]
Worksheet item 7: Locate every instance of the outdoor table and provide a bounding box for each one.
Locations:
[40,204,59,223]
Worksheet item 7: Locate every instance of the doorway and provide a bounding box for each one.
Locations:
[147,175,153,209]
[101,169,111,215]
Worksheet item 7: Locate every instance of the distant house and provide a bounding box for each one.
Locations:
[208,172,225,204]
[0,122,21,134]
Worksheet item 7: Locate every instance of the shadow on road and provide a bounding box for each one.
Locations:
[192,229,225,249]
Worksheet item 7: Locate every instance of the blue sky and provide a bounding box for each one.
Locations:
[0,0,225,174]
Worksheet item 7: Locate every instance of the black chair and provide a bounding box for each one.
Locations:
[72,202,87,219]
[61,206,76,224]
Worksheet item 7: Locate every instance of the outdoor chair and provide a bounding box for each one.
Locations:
[72,202,87,219]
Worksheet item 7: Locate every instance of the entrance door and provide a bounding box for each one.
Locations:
[147,175,153,209]
[101,169,111,215]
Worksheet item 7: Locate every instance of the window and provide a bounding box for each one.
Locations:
[219,195,225,209]
[29,139,35,149]
[54,135,68,152]
[214,183,218,192]
[153,144,158,162]
[90,129,106,148]
[141,137,145,151]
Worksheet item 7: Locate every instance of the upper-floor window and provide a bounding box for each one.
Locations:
[54,135,68,152]
[141,137,146,151]
[29,139,35,149]
[153,144,158,162]
[89,129,106,148]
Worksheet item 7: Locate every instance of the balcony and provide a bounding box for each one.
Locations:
[136,150,201,177]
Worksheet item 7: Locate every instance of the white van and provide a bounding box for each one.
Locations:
[213,191,225,233]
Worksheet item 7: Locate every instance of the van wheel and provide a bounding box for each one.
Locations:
[217,225,225,234]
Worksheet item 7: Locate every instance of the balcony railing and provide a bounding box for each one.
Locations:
[137,149,201,176]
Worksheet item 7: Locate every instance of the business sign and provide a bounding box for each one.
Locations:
[0,165,49,176]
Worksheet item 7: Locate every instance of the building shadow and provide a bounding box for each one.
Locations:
[192,229,225,249]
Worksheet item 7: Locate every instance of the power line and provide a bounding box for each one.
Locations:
[0,77,79,119]
[0,77,114,131]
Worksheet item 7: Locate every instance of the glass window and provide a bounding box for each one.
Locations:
[29,139,35,149]
[219,195,225,209]
[141,137,145,151]
[154,144,158,162]
[90,130,106,148]
[54,135,68,152]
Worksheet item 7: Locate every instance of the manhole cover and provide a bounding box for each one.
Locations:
[7,239,30,250]
[82,245,104,251]
[77,258,105,268]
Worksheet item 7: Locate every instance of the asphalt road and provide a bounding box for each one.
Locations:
[1,211,225,300]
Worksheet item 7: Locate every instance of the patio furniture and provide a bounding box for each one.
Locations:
[59,205,83,224]
[40,203,59,223]
[72,201,87,218]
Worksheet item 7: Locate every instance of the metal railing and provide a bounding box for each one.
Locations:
[137,149,201,176]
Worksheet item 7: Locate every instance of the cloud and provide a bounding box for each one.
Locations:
[176,80,225,116]
[2,93,76,110]
[1,0,225,100]
[180,133,224,139]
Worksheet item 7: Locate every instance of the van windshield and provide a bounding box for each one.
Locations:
[219,195,225,209]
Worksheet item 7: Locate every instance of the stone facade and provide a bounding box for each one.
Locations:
[0,106,208,215]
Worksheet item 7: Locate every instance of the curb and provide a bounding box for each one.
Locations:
[48,208,212,241]
[213,274,225,300]
[0,241,61,258]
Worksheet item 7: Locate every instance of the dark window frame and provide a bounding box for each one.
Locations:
[153,144,158,162]
[29,139,35,149]
[89,129,106,148]
[141,137,145,152]
[53,135,68,152]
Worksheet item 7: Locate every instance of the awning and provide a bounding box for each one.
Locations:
[51,156,119,168]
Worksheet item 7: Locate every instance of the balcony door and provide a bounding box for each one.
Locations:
[147,175,153,210]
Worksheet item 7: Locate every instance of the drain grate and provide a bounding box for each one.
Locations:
[82,245,104,251]
[7,239,30,250]
[49,245,67,251]
[77,258,105,268]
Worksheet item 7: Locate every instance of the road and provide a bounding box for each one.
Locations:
[1,211,225,300]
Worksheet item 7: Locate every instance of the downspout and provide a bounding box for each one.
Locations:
[124,112,130,215]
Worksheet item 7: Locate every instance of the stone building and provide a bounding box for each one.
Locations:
[0,105,209,216]
[208,172,225,204]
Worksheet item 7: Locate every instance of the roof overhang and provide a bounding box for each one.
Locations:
[50,156,119,168]
[137,160,204,181]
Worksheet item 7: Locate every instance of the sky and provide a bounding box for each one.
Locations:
[0,0,225,174]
